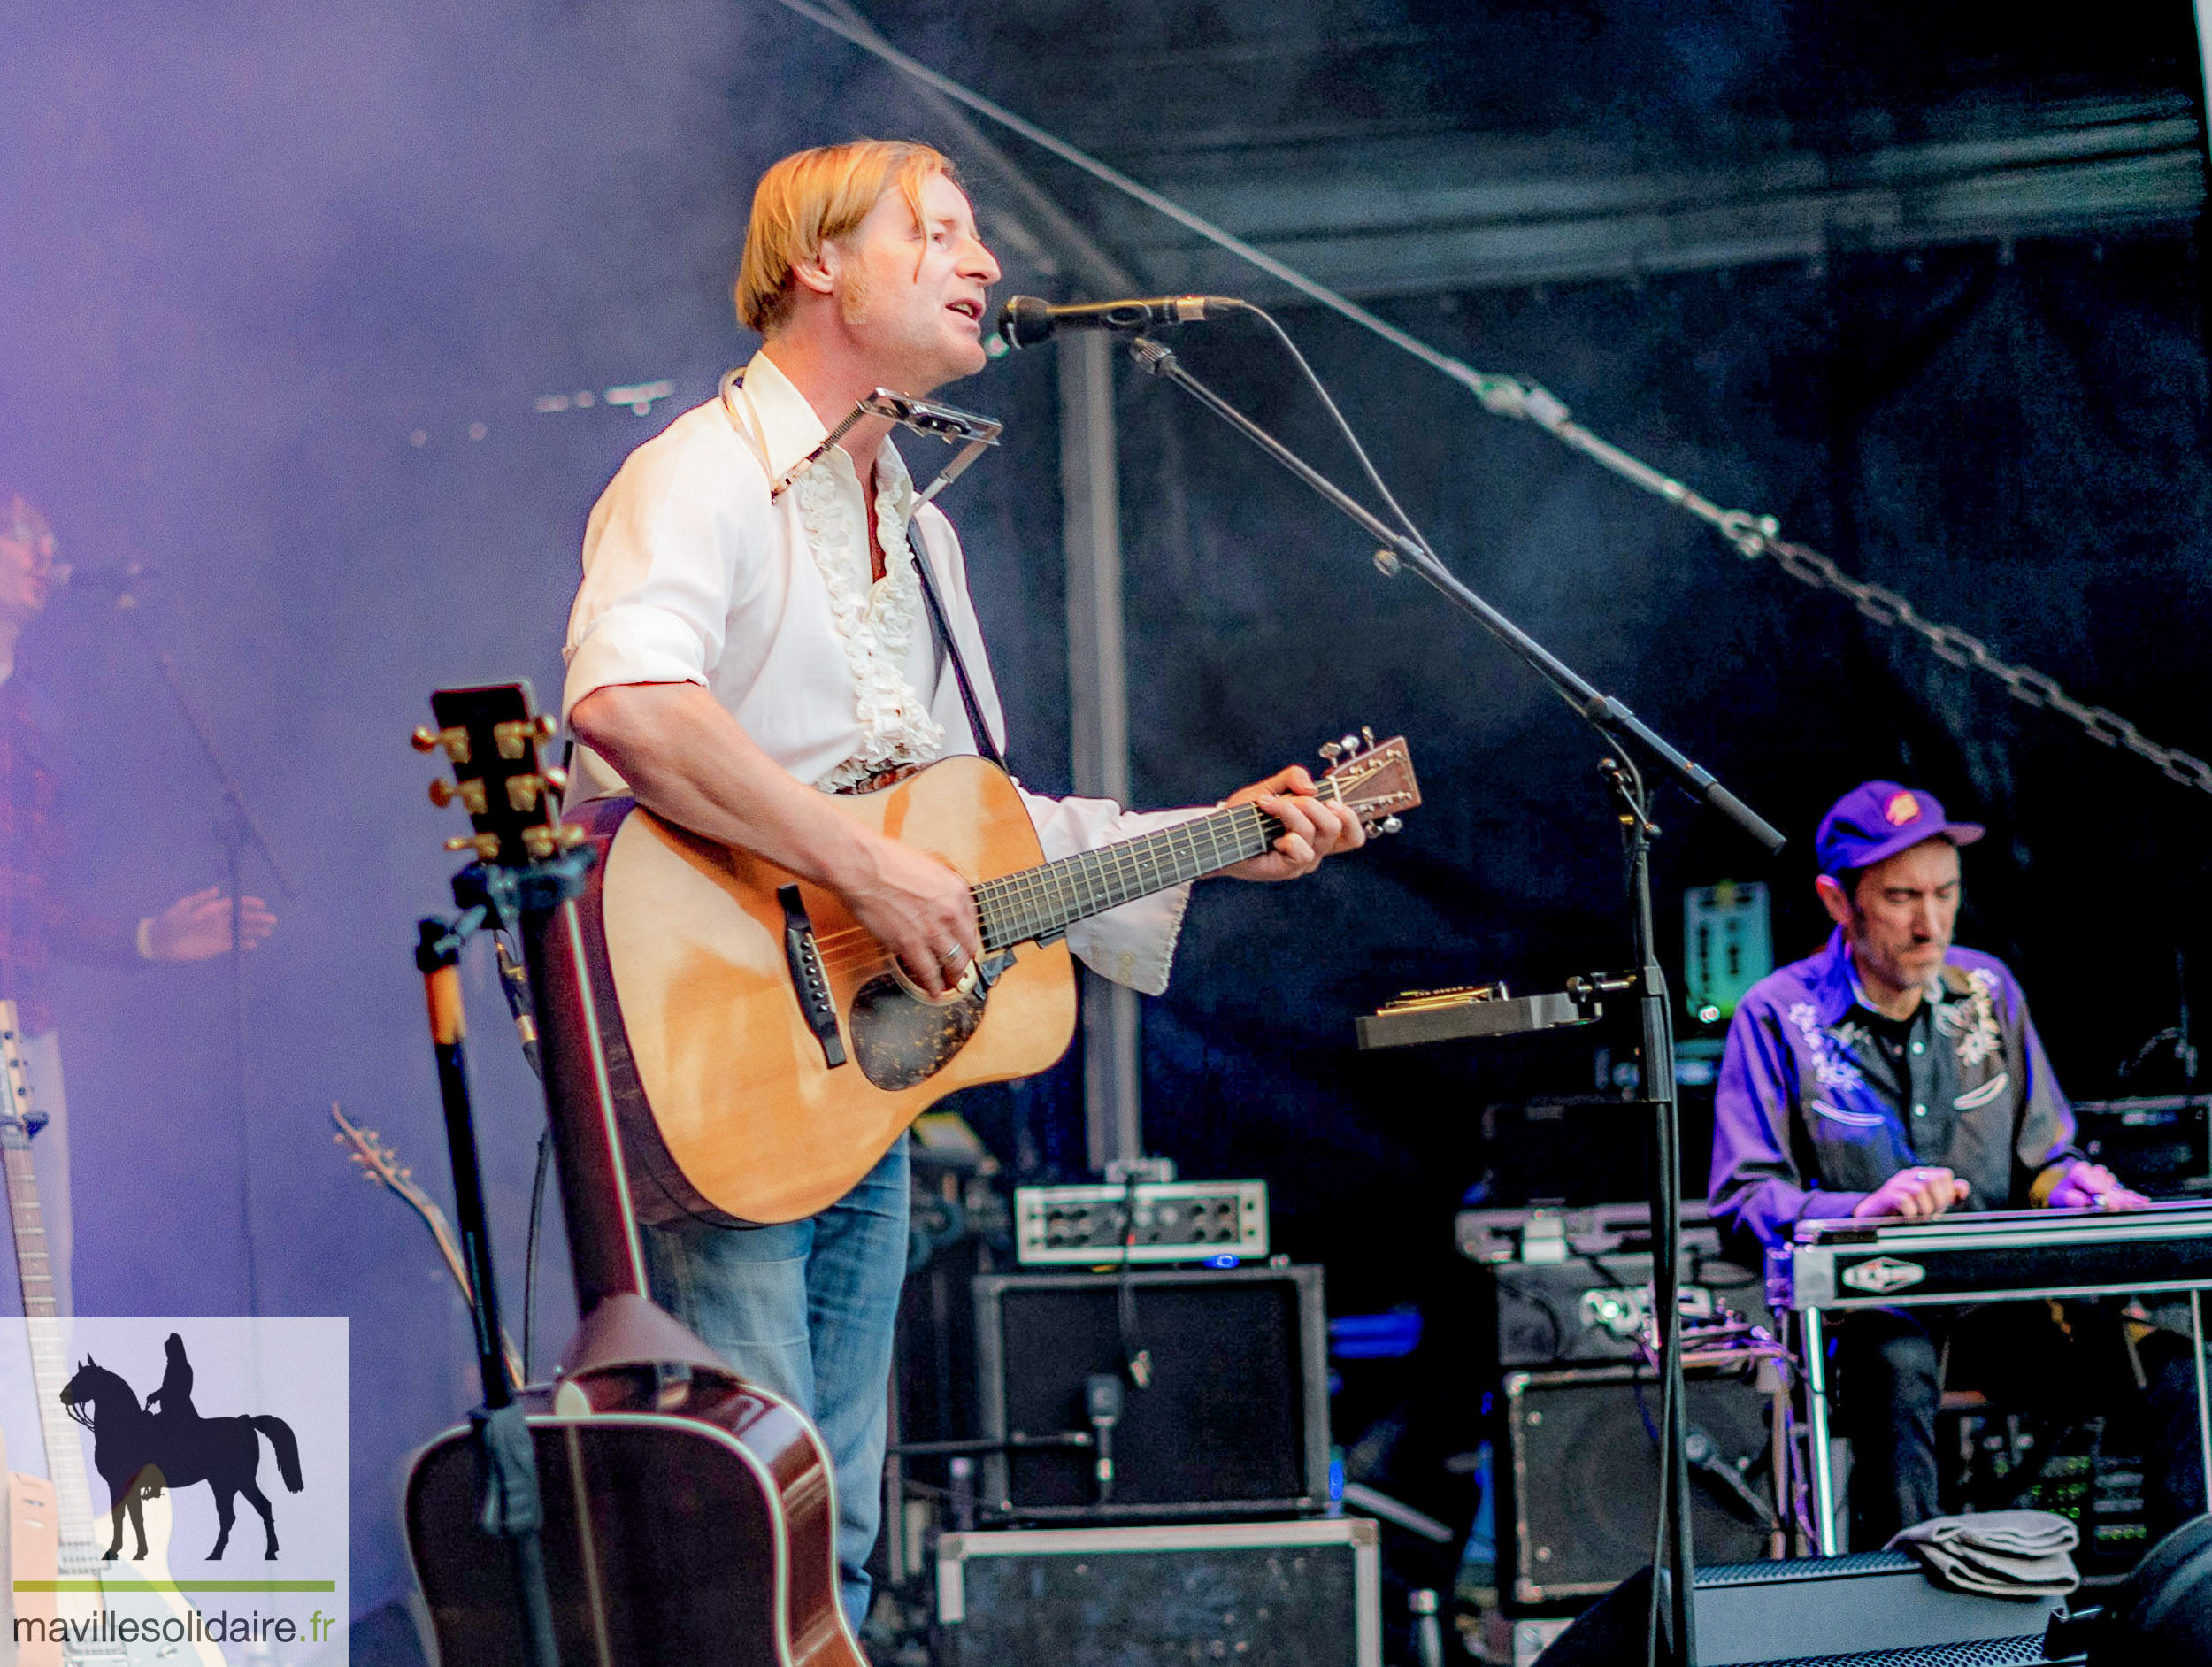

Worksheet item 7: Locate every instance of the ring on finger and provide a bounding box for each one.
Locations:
[937,941,967,965]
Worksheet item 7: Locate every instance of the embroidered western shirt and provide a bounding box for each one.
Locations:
[562,351,1193,995]
[1709,926,2079,1254]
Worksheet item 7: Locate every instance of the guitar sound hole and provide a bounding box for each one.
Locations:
[848,974,986,1090]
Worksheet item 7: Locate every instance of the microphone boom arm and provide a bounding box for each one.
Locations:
[1122,334,1781,852]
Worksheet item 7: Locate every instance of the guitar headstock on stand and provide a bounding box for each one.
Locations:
[411,680,695,1370]
[411,680,596,1105]
[413,683,585,870]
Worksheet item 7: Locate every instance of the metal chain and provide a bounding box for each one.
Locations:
[772,0,2208,804]
[1472,373,2212,801]
[1711,510,2212,796]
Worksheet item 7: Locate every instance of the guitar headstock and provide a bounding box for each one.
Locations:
[331,1103,440,1219]
[1317,729,1422,836]
[0,1002,40,1152]
[413,682,584,867]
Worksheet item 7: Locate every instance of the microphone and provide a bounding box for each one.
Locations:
[995,294,1244,350]
[53,560,158,594]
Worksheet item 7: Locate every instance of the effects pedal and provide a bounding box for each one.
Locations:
[1012,1180,1269,1265]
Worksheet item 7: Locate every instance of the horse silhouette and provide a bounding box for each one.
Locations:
[59,1341,304,1562]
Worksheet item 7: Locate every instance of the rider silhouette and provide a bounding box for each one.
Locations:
[140,1333,196,1496]
[143,1333,197,1419]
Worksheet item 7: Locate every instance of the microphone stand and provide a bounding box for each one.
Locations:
[114,592,296,1317]
[1125,334,1785,1667]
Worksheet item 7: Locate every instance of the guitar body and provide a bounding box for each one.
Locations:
[406,1367,862,1667]
[0,1003,222,1667]
[578,755,1077,1226]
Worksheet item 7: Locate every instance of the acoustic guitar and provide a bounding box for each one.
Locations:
[0,1003,224,1667]
[571,732,1420,1226]
[403,683,865,1667]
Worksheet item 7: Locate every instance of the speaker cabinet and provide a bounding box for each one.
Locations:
[973,1265,1330,1520]
[1536,1550,2062,1665]
[937,1519,1380,1667]
[1503,1364,1776,1604]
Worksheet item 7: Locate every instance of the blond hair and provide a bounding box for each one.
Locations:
[735,140,959,336]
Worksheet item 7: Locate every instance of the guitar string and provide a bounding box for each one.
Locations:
[800,800,1281,962]
[803,799,1292,975]
[795,767,1393,970]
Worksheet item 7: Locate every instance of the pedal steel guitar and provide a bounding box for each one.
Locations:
[1769,1201,2212,1553]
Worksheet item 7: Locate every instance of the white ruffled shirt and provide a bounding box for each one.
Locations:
[561,350,1193,995]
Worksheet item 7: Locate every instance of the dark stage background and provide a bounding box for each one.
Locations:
[4,0,2210,1626]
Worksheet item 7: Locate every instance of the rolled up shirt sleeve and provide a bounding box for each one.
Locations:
[562,420,762,720]
[1709,1000,1868,1254]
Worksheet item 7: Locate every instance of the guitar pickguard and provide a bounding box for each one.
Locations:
[847,972,987,1089]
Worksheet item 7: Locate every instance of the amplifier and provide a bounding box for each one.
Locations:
[2073,1094,2211,1189]
[936,1519,1380,1667]
[1013,1180,1268,1265]
[973,1264,1329,1519]
[1502,1364,1776,1603]
[1535,1550,2062,1665]
[1481,1251,1773,1368]
[1456,1200,1721,1265]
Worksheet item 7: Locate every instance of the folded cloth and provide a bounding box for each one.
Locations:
[1887,1510,2081,1600]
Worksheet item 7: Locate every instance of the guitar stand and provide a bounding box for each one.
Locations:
[415,913,563,1667]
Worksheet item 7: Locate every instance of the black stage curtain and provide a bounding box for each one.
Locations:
[954,229,2212,1316]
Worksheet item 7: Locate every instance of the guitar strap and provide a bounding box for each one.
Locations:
[908,519,1009,774]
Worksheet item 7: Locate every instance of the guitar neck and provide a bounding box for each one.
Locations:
[974,787,1331,953]
[1,1143,104,1557]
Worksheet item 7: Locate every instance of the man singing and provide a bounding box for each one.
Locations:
[1710,780,2200,1546]
[561,140,1363,1629]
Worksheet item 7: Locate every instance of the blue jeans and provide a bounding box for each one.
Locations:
[641,1137,909,1633]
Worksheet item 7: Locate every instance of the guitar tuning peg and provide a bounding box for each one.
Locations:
[494,717,554,760]
[542,764,569,795]
[1339,734,1362,756]
[1319,742,1343,762]
[1362,726,1376,749]
[1379,815,1403,835]
[413,725,471,764]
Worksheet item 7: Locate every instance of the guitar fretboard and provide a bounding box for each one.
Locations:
[0,1140,103,1559]
[973,788,1335,953]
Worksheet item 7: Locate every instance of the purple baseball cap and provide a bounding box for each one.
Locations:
[1815,780,1985,879]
